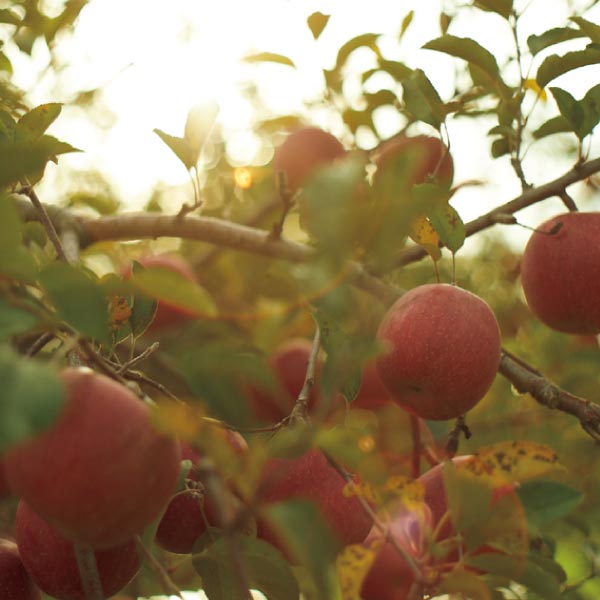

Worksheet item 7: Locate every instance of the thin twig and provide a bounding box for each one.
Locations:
[21,183,68,262]
[135,536,184,599]
[287,326,322,424]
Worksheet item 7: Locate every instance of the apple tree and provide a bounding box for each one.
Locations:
[2,1,600,599]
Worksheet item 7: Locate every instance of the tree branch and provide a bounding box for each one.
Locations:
[498,349,600,443]
[392,156,600,268]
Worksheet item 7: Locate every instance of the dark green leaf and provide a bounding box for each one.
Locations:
[0,140,52,185]
[532,115,571,139]
[466,554,562,600]
[473,0,513,19]
[153,129,195,170]
[527,27,585,56]
[526,554,567,583]
[0,195,22,252]
[265,500,339,600]
[0,345,64,452]
[536,47,600,89]
[517,481,582,528]
[550,87,584,137]
[0,110,15,140]
[243,52,296,68]
[377,59,413,82]
[38,262,111,344]
[428,200,465,253]
[402,68,446,127]
[571,16,600,44]
[365,89,398,110]
[307,12,329,39]
[491,137,510,157]
[423,35,500,80]
[16,103,62,142]
[0,298,38,340]
[193,535,300,600]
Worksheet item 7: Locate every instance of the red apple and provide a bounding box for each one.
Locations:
[257,448,372,560]
[273,126,346,193]
[126,253,199,331]
[0,538,41,600]
[5,367,181,548]
[361,456,519,599]
[376,284,501,420]
[16,501,139,600]
[248,339,325,423]
[521,212,600,334]
[155,434,247,554]
[372,134,454,190]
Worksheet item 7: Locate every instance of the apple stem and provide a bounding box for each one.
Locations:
[410,415,421,478]
[73,543,104,600]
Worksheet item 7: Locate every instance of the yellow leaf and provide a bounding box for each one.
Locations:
[151,399,207,442]
[524,78,547,101]
[409,215,441,261]
[337,540,384,600]
[472,441,564,483]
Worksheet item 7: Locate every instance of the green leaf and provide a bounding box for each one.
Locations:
[517,481,582,528]
[473,0,513,19]
[0,51,12,74]
[571,16,600,44]
[399,10,414,40]
[527,27,586,56]
[377,59,413,82]
[243,52,296,68]
[491,137,510,157]
[16,103,62,142]
[265,500,339,600]
[307,12,329,39]
[0,110,16,140]
[193,535,300,600]
[131,266,217,319]
[0,196,22,252]
[428,200,465,253]
[423,35,500,80]
[0,140,52,185]
[0,8,21,25]
[0,297,38,340]
[549,87,584,136]
[128,262,158,338]
[526,554,567,583]
[38,262,111,344]
[401,68,446,128]
[532,115,571,139]
[34,134,81,159]
[536,47,600,89]
[334,33,381,72]
[466,554,562,600]
[184,101,219,160]
[0,345,64,452]
[153,129,195,170]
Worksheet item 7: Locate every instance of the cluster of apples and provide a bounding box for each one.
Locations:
[0,368,182,599]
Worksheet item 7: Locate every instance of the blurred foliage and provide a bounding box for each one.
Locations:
[4,0,600,599]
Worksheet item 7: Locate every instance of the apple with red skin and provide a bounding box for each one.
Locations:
[376,284,501,420]
[257,448,372,560]
[156,433,247,554]
[521,212,600,334]
[273,126,346,193]
[16,501,139,600]
[125,253,199,331]
[249,338,325,423]
[0,538,41,600]
[362,457,520,599]
[372,134,454,190]
[5,367,181,549]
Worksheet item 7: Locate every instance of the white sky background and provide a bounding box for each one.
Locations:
[7,0,600,253]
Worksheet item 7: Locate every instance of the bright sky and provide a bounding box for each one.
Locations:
[7,0,600,241]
